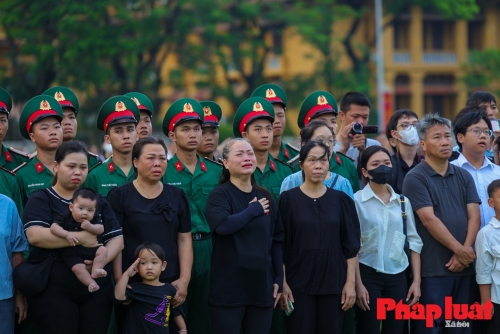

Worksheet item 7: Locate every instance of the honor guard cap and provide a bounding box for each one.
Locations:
[162,98,204,134]
[200,101,222,128]
[43,86,80,116]
[124,92,154,117]
[251,83,287,109]
[298,90,338,129]
[0,88,12,116]
[233,97,275,137]
[97,96,140,132]
[19,95,63,139]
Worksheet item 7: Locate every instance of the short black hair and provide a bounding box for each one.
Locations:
[466,91,497,107]
[488,179,500,198]
[340,92,371,113]
[72,187,97,203]
[359,145,391,184]
[385,109,419,140]
[452,106,492,150]
[134,242,166,262]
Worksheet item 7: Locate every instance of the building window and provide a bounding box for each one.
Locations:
[394,20,410,50]
[468,21,484,50]
[395,74,411,111]
[423,21,455,51]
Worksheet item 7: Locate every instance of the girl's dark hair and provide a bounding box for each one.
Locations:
[132,136,168,178]
[134,242,166,262]
[359,146,392,183]
[219,138,272,200]
[299,140,330,182]
[299,120,333,144]
[52,141,89,186]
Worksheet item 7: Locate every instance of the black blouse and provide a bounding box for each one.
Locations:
[107,182,191,283]
[278,187,360,295]
[205,182,284,307]
[23,187,122,293]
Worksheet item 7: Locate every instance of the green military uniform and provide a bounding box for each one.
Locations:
[0,88,30,170]
[43,86,102,170]
[298,90,360,192]
[162,98,221,334]
[251,83,299,163]
[0,166,23,215]
[15,95,63,206]
[83,96,140,197]
[233,97,292,334]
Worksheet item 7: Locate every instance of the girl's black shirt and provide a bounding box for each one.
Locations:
[278,187,361,295]
[205,182,284,307]
[23,187,122,294]
[107,182,191,283]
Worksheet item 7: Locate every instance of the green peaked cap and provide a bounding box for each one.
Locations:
[162,98,204,134]
[298,90,338,129]
[251,83,287,108]
[124,92,154,117]
[19,95,63,139]
[43,86,80,116]
[233,97,275,137]
[97,95,140,132]
[0,87,12,115]
[200,100,222,127]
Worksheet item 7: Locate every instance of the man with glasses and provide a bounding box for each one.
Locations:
[385,109,421,194]
[451,106,500,229]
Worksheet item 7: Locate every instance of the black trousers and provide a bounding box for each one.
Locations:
[33,284,112,334]
[487,302,500,334]
[285,292,344,334]
[209,304,273,334]
[354,263,407,334]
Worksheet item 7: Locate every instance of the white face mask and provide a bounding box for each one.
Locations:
[398,126,419,146]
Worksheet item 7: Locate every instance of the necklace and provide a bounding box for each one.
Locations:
[134,180,163,199]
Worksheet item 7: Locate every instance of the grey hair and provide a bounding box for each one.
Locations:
[416,113,452,140]
[222,138,252,160]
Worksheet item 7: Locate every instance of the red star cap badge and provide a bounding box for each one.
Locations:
[5,151,12,163]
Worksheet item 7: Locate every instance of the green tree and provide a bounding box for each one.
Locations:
[462,49,500,97]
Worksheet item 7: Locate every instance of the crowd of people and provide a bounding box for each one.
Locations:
[1,84,500,334]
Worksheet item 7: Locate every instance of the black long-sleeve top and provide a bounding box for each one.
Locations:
[205,181,284,307]
[278,187,360,295]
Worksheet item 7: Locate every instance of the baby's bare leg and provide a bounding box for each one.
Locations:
[72,263,99,292]
[91,246,108,279]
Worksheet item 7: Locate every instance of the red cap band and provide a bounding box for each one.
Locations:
[26,110,59,133]
[239,111,272,135]
[303,104,334,127]
[266,97,284,104]
[57,100,74,109]
[103,110,136,132]
[169,112,201,132]
[203,114,219,123]
[0,101,7,110]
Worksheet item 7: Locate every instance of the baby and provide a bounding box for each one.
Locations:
[50,188,107,292]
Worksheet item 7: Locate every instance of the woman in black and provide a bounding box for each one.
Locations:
[278,140,360,334]
[107,137,192,332]
[205,138,284,334]
[23,141,123,334]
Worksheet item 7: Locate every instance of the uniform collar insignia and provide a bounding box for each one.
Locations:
[269,160,276,172]
[4,151,12,163]
[283,147,289,159]
[108,161,115,174]
[335,153,342,166]
[35,161,44,173]
[200,161,207,172]
[175,161,183,173]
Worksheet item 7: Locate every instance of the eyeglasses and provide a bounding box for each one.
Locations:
[398,123,417,130]
[468,128,493,137]
[314,137,336,146]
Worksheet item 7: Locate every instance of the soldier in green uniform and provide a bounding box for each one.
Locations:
[292,90,360,192]
[124,92,154,139]
[233,97,292,334]
[0,166,23,215]
[197,100,222,161]
[251,84,299,162]
[15,95,63,205]
[83,96,139,197]
[0,88,30,171]
[161,98,222,334]
[43,86,101,169]
[233,97,293,202]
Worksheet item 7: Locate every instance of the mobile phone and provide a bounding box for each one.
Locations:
[285,298,294,316]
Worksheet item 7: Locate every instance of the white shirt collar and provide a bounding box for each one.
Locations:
[360,182,399,203]
[489,216,500,228]
[455,152,493,170]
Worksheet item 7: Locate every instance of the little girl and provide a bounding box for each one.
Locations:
[115,242,187,333]
[50,187,107,292]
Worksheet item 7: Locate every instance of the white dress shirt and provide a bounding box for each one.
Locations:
[476,217,500,304]
[451,153,500,229]
[354,183,423,274]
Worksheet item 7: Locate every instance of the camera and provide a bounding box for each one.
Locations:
[350,122,378,135]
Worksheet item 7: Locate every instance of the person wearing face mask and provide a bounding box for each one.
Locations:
[354,146,422,334]
[385,109,421,194]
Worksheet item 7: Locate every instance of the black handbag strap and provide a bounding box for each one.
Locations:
[400,194,407,237]
[329,174,340,189]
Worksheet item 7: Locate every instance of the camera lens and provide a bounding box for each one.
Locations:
[352,122,363,134]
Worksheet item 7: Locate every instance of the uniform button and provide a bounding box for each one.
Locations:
[314,199,316,201]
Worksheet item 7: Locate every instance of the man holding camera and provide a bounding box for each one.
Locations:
[335,92,380,167]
